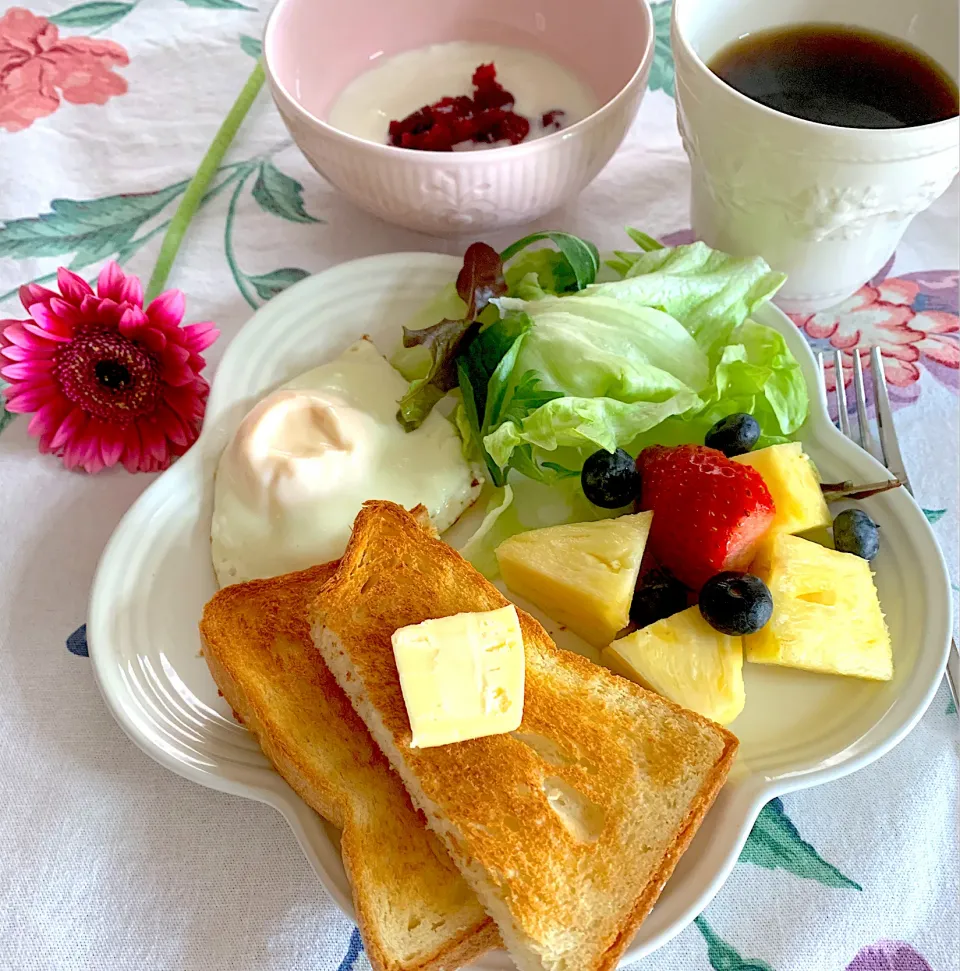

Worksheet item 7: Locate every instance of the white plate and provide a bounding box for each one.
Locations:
[88,253,953,967]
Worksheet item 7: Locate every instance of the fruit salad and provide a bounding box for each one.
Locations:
[496,426,895,725]
[625,428,891,678]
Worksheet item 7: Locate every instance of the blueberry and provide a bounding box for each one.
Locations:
[630,569,689,628]
[581,447,641,509]
[699,572,773,636]
[833,508,880,560]
[705,413,761,457]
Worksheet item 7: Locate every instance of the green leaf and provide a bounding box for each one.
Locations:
[591,239,787,361]
[740,798,862,889]
[240,34,262,57]
[251,160,319,223]
[480,290,708,473]
[695,917,776,971]
[923,508,947,524]
[506,253,576,298]
[494,367,565,426]
[246,267,310,301]
[484,391,701,471]
[454,314,533,484]
[539,460,579,479]
[457,360,501,485]
[178,0,254,9]
[501,231,601,291]
[49,1,133,27]
[397,243,506,431]
[0,183,189,267]
[459,483,514,576]
[481,235,801,481]
[391,284,463,381]
[474,317,537,424]
[606,230,666,277]
[625,227,665,251]
[649,1,675,97]
[400,317,482,431]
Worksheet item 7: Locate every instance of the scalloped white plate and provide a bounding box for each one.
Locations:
[88,253,952,967]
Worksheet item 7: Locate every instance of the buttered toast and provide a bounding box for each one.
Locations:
[312,501,739,971]
[199,561,498,971]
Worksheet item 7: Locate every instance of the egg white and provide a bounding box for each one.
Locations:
[211,338,482,587]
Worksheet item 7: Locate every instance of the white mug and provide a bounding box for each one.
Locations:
[672,0,959,313]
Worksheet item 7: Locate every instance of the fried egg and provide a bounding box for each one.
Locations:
[211,338,481,587]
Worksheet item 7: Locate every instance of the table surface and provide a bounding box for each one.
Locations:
[1,2,957,970]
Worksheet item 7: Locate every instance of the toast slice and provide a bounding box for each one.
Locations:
[199,558,498,971]
[312,501,739,971]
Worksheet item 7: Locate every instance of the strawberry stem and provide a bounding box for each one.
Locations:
[821,479,902,501]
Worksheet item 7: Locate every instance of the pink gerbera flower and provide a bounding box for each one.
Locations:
[0,263,218,473]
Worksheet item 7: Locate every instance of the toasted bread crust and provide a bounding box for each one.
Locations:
[595,727,738,971]
[199,561,497,971]
[313,501,739,971]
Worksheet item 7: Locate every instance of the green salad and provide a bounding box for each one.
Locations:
[395,228,808,494]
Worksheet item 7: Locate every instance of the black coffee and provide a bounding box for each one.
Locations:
[709,23,959,129]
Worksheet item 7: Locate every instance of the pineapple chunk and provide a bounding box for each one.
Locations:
[746,533,892,680]
[732,442,830,535]
[495,512,652,647]
[602,607,745,725]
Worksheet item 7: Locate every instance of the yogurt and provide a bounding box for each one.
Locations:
[328,41,599,147]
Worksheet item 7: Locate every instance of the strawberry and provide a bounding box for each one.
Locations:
[636,444,775,591]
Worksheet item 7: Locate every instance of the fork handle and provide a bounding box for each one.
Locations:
[871,347,957,708]
[947,640,960,707]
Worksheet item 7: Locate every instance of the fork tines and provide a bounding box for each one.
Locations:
[817,347,908,481]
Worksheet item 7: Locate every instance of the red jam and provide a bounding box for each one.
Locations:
[540,109,566,131]
[388,63,564,151]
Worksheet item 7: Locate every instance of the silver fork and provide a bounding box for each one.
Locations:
[818,346,959,705]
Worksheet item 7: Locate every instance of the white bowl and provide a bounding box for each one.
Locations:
[88,253,953,967]
[262,0,654,235]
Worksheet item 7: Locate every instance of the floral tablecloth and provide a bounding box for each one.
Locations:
[1,2,957,970]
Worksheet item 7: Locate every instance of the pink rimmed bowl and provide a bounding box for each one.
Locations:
[263,0,654,235]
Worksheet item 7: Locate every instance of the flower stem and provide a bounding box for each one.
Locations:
[120,168,248,260]
[144,62,266,304]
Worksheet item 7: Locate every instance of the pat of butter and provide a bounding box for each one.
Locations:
[391,605,525,748]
